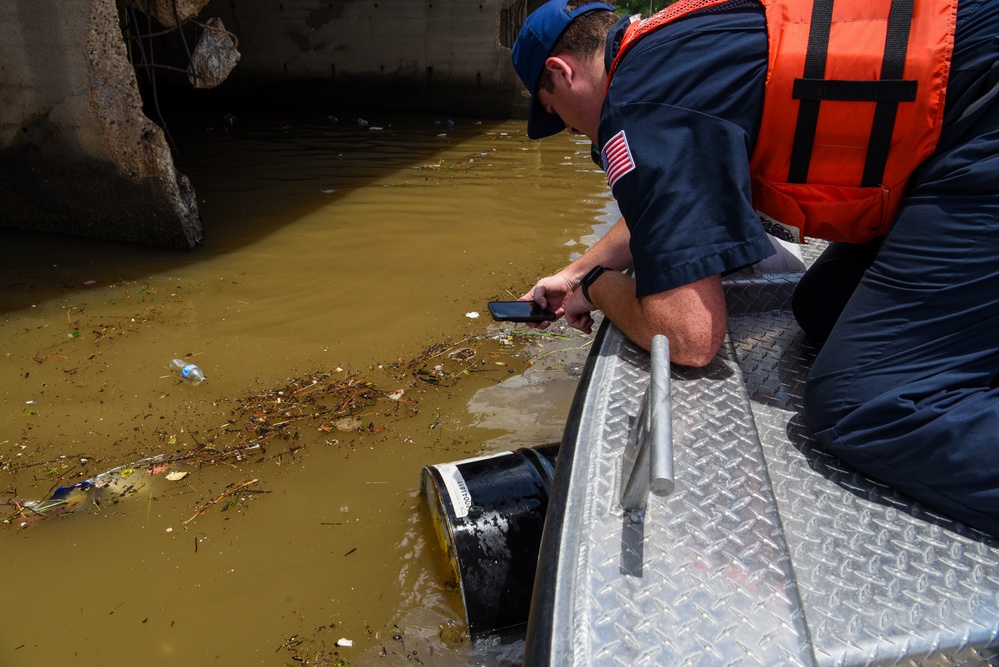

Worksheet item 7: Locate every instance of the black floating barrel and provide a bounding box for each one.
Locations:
[420,444,558,636]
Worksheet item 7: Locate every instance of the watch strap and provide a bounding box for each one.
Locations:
[581,265,607,305]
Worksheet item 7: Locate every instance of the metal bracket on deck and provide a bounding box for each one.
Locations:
[620,335,674,510]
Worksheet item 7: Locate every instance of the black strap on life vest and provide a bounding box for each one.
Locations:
[787,0,918,186]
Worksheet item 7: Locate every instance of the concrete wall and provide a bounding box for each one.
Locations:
[201,0,533,116]
[0,0,534,248]
[0,0,203,248]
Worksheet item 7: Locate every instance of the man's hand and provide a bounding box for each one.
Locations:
[515,216,634,332]
[519,272,576,330]
[563,286,596,334]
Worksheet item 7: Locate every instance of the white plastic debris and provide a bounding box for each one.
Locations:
[466,311,479,319]
[336,638,353,647]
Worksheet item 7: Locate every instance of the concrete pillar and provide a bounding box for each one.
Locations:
[0,0,203,249]
[0,0,537,248]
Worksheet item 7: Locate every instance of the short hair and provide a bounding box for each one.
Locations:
[536,2,618,93]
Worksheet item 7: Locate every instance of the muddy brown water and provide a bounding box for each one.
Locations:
[0,113,617,666]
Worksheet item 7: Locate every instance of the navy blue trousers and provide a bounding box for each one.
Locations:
[801,0,999,535]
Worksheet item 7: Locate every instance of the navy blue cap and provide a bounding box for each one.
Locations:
[512,0,616,139]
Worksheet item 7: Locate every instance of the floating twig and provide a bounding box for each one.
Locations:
[184,478,258,524]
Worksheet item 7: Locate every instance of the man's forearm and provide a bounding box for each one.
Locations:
[586,271,728,366]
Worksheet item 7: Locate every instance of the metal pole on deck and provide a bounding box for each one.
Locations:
[621,334,674,509]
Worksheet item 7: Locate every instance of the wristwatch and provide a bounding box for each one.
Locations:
[580,265,607,305]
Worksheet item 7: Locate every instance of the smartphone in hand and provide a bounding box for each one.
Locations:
[488,300,557,323]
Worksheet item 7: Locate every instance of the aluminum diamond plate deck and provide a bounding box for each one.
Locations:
[525,252,999,666]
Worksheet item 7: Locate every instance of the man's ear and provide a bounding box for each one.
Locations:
[544,56,574,86]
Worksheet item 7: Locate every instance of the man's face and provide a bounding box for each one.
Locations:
[536,56,603,142]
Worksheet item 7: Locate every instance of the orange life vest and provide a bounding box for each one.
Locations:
[606,0,957,244]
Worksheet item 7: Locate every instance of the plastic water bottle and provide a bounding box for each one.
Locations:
[169,359,206,385]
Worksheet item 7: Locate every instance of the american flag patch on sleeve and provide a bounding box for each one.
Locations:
[601,130,636,188]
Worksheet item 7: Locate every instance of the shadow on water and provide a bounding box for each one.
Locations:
[0,111,520,315]
[0,112,613,666]
[171,111,510,246]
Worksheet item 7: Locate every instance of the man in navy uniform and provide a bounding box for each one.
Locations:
[511,0,999,534]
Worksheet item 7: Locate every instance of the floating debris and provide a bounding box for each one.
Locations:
[4,454,167,528]
[184,478,258,525]
[447,348,476,362]
[4,330,569,530]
